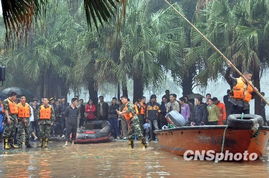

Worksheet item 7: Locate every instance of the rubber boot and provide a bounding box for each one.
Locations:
[141,137,147,148]
[129,139,134,149]
[10,140,19,149]
[4,139,11,150]
[26,142,32,148]
[44,138,48,148]
[39,138,44,148]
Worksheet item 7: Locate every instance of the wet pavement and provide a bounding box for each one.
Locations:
[1,141,269,177]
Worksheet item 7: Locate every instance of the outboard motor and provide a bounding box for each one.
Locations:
[166,110,186,127]
[227,114,264,129]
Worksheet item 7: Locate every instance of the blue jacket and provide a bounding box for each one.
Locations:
[0,106,4,133]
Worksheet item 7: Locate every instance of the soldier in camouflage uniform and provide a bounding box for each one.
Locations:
[117,96,147,148]
[38,98,55,148]
[17,96,32,148]
[2,92,19,150]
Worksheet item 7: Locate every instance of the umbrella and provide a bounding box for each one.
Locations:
[0,91,7,100]
[187,93,204,100]
[2,87,33,99]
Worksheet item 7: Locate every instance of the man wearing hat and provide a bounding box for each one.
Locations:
[146,94,161,141]
[2,92,19,149]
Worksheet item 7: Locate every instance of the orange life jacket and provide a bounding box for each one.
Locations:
[122,104,134,121]
[232,77,254,102]
[7,99,18,115]
[135,103,146,115]
[17,103,31,118]
[39,105,52,120]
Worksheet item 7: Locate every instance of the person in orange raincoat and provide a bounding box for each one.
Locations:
[212,97,227,125]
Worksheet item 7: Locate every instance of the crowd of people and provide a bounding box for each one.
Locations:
[0,67,267,150]
[0,89,233,150]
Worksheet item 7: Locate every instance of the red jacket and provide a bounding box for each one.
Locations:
[85,104,96,120]
[216,102,227,125]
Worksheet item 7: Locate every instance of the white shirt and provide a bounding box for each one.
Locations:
[29,105,35,122]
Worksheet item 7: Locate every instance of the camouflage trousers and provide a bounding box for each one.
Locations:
[39,120,52,139]
[3,115,17,140]
[17,118,30,146]
[128,116,143,140]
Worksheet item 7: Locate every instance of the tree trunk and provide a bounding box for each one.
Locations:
[60,80,69,100]
[40,77,44,98]
[133,75,144,103]
[253,62,262,115]
[122,80,128,98]
[117,83,121,100]
[182,68,194,96]
[43,69,49,97]
[88,79,98,104]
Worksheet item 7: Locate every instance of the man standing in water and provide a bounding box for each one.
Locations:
[147,94,161,141]
[64,98,80,146]
[117,96,147,149]
[3,92,19,150]
[38,97,55,148]
[225,67,254,114]
[134,96,147,135]
[17,96,32,148]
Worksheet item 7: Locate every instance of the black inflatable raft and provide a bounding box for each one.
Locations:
[75,120,112,143]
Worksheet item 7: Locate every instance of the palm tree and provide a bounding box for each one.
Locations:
[154,0,204,96]
[119,0,164,102]
[1,0,124,39]
[92,0,165,102]
[2,1,79,98]
[193,0,269,113]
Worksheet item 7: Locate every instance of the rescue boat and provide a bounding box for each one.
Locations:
[75,120,112,144]
[155,113,269,161]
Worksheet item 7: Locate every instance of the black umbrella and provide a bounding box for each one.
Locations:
[187,93,204,100]
[2,87,33,99]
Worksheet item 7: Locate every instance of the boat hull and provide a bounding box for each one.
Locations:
[155,126,269,160]
[75,120,112,144]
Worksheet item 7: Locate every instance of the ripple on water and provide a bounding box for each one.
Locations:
[1,141,269,177]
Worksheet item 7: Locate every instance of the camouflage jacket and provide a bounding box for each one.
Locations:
[3,98,17,119]
[37,104,55,124]
[124,102,136,115]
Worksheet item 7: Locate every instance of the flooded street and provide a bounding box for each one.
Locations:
[0,141,269,177]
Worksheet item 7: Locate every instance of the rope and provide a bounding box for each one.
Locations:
[215,125,228,163]
[163,0,269,106]
[221,125,228,154]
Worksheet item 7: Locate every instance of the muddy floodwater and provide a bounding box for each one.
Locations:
[1,141,269,177]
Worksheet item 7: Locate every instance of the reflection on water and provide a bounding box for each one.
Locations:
[1,141,269,177]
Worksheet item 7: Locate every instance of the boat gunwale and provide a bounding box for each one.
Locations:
[155,125,269,133]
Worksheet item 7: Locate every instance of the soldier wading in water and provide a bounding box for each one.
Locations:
[117,96,147,148]
[38,97,55,148]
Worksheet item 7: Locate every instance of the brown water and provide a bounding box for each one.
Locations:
[1,141,269,178]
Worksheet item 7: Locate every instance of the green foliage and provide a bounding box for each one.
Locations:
[194,0,269,82]
[1,0,269,98]
[1,0,120,40]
